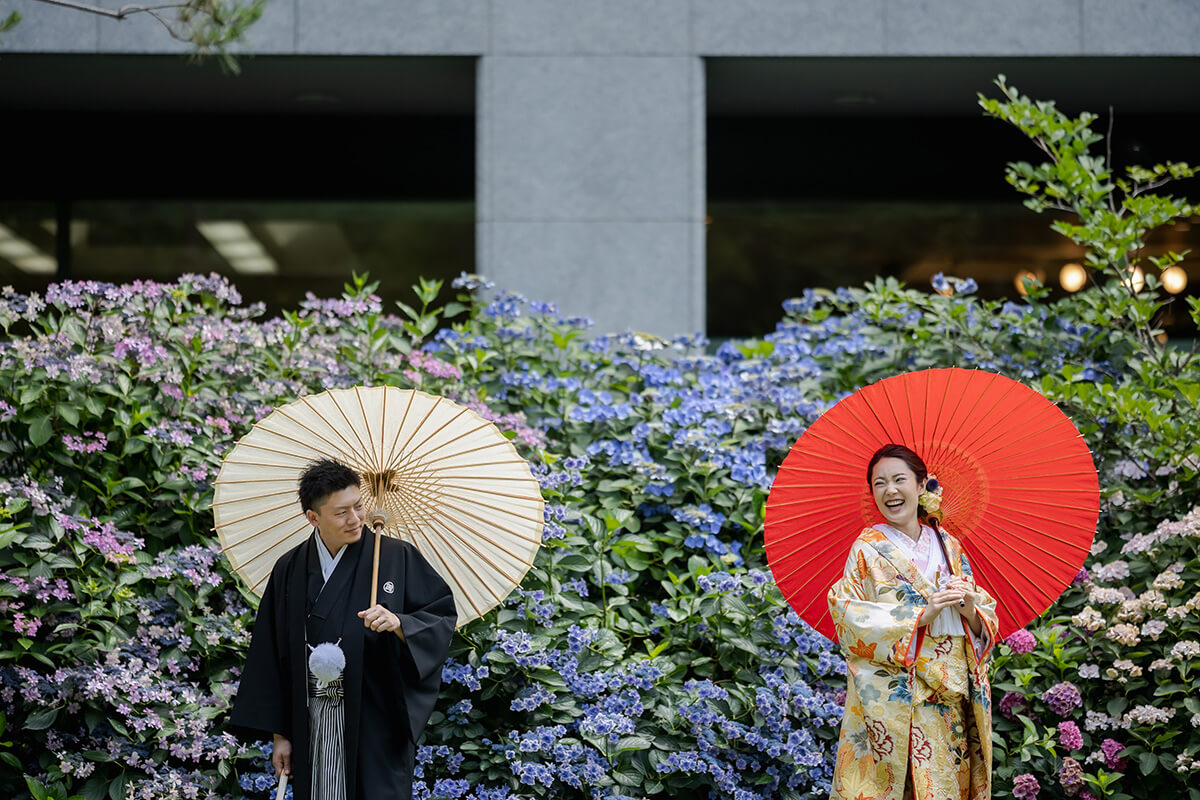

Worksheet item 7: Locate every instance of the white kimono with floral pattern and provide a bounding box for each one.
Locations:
[827,527,998,800]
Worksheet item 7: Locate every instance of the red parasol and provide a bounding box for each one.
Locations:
[764,367,1099,641]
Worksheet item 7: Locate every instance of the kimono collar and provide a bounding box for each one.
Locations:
[875,523,961,637]
[313,529,347,584]
[859,525,957,601]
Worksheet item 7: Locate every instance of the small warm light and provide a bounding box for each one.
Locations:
[1059,263,1087,293]
[1162,266,1188,294]
[1123,266,1146,293]
[1014,270,1041,296]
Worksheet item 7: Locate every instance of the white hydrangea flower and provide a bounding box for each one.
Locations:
[1141,619,1167,640]
[1123,705,1175,726]
[1169,641,1200,661]
[1092,560,1130,582]
[1088,587,1126,604]
[1071,607,1106,632]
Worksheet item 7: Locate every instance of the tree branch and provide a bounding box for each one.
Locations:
[33,0,191,19]
[1130,176,1176,198]
[1106,105,1117,215]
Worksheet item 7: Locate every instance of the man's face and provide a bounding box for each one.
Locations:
[306,484,365,555]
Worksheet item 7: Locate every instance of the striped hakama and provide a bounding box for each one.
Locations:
[309,673,346,800]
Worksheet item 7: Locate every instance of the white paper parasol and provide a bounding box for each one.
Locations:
[213,386,544,627]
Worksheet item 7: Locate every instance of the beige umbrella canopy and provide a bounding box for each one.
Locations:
[213,386,544,627]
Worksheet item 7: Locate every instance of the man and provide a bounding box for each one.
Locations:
[231,459,457,800]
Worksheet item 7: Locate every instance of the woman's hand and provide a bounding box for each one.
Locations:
[918,589,966,626]
[946,577,983,634]
[946,577,977,615]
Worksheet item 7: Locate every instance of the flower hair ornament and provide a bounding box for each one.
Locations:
[918,475,944,523]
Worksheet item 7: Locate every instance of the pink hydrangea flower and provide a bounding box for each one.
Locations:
[1058,720,1083,750]
[13,612,40,637]
[62,431,107,454]
[1004,629,1036,654]
[1101,738,1127,770]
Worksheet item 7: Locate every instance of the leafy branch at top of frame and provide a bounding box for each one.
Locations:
[27,0,266,73]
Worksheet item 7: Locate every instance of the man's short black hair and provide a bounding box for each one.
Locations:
[298,459,361,512]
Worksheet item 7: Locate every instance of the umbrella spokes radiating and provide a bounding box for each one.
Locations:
[215,386,544,627]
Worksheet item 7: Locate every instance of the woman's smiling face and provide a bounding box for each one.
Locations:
[870,456,921,530]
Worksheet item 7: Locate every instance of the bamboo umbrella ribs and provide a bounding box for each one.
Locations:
[214,386,544,627]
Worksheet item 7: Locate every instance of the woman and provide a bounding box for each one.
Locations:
[827,444,998,800]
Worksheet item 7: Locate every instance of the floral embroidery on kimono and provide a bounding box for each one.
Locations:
[828,526,999,800]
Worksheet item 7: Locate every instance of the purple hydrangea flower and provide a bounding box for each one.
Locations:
[999,690,1028,721]
[1059,757,1084,796]
[1013,773,1041,800]
[1042,681,1082,716]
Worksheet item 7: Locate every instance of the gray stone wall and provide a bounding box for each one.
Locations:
[10,0,1195,57]
[5,0,1196,333]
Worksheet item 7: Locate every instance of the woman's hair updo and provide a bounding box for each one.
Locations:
[866,443,928,486]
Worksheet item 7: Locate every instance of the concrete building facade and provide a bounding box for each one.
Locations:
[3,1,1199,333]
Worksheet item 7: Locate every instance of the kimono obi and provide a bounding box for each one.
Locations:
[913,633,971,705]
[309,671,346,704]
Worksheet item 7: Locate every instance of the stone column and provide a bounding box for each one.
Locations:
[477,1,705,335]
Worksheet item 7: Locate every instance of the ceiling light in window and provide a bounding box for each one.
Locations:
[229,256,279,275]
[12,255,56,274]
[197,221,253,243]
[0,223,56,274]
[197,221,277,274]
[216,240,267,259]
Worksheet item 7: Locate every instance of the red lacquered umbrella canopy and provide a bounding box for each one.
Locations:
[765,368,1099,641]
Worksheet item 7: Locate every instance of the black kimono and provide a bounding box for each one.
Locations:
[230,527,457,800]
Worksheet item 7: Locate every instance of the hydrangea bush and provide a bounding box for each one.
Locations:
[0,81,1198,800]
[991,506,1200,800]
[0,262,1194,800]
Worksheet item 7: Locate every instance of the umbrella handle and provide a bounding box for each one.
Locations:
[370,523,382,607]
[275,772,288,800]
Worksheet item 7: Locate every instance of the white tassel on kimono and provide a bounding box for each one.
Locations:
[308,642,345,686]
